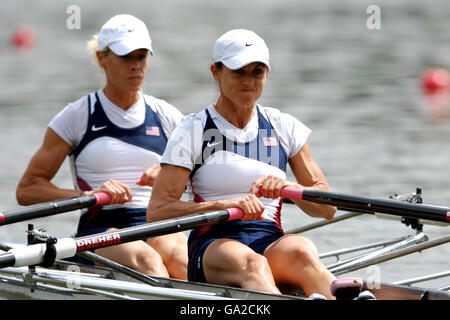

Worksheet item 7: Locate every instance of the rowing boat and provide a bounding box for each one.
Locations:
[0,258,448,301]
[0,187,449,301]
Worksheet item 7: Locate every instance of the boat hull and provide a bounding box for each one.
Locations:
[1,261,448,300]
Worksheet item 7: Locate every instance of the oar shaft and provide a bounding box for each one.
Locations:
[75,209,235,252]
[0,192,111,226]
[0,208,243,269]
[280,187,449,223]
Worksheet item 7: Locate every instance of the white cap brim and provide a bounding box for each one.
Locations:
[108,35,153,56]
[220,47,270,71]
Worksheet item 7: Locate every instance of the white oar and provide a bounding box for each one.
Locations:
[0,207,244,269]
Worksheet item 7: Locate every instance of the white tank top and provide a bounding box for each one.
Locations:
[49,90,184,210]
[161,104,311,224]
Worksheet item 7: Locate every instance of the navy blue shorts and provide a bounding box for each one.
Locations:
[76,207,147,237]
[187,220,284,283]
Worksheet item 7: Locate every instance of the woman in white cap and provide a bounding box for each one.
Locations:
[147,29,338,298]
[16,14,188,280]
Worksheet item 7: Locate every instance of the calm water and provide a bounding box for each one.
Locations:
[0,0,449,290]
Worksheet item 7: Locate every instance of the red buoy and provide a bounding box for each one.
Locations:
[10,25,37,50]
[421,68,449,94]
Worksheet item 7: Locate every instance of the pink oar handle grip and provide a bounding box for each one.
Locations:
[280,186,304,200]
[225,186,304,221]
[257,186,304,200]
[93,192,112,206]
[226,207,244,221]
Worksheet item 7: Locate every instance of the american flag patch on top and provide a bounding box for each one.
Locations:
[146,126,160,136]
[263,136,278,147]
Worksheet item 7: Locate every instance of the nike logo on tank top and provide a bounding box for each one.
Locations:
[71,92,167,159]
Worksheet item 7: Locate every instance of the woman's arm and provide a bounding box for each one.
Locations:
[287,142,336,220]
[147,164,265,222]
[16,128,79,204]
[16,127,132,205]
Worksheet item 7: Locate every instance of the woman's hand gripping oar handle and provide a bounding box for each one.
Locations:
[256,185,304,200]
[225,207,244,221]
[92,192,112,206]
[224,187,303,222]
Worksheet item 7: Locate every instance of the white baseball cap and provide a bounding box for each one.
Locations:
[213,29,270,71]
[97,14,153,56]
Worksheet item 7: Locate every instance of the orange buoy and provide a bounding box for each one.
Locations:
[10,25,37,49]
